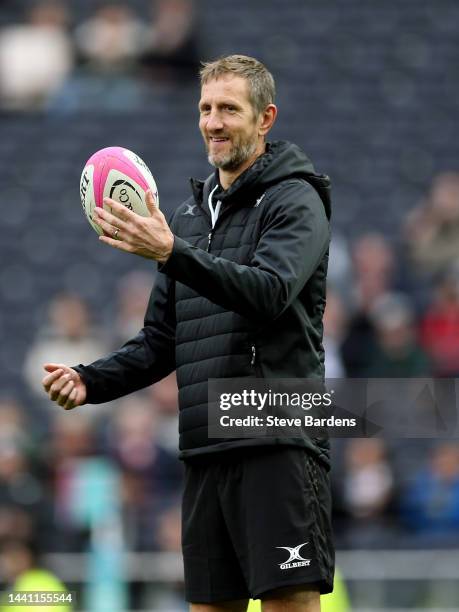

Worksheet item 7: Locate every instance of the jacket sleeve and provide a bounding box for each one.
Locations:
[159,180,329,322]
[73,271,176,404]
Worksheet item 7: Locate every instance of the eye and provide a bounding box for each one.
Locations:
[199,105,211,115]
[225,105,237,112]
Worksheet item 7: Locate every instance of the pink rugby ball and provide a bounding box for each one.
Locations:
[79,146,159,235]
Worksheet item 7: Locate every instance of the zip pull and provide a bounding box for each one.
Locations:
[207,230,214,252]
[251,345,256,366]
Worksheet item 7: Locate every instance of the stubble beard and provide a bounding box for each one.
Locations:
[207,136,258,172]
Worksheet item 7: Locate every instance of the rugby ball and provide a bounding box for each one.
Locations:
[79,146,159,235]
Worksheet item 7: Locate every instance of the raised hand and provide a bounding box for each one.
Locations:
[94,190,174,263]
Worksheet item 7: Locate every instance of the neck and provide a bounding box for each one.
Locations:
[218,141,266,190]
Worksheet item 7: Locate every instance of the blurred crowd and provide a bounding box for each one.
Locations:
[327,170,459,548]
[0,269,185,606]
[0,0,201,111]
[6,269,183,551]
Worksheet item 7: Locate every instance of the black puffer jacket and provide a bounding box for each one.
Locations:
[75,141,331,464]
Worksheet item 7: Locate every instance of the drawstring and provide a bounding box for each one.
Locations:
[208,185,222,229]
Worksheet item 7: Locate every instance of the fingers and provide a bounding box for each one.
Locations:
[57,380,77,409]
[49,372,74,401]
[56,377,75,406]
[94,212,126,240]
[44,363,63,373]
[42,364,83,410]
[42,367,64,392]
[94,205,129,234]
[145,190,157,215]
[103,198,135,224]
[62,387,78,410]
[98,235,133,252]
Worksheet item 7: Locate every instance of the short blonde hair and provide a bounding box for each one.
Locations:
[200,54,275,116]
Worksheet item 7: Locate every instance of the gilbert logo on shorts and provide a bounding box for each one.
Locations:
[276,542,311,570]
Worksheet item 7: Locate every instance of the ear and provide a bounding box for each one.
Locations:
[258,104,277,137]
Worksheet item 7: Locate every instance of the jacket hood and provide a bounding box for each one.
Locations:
[190,140,331,220]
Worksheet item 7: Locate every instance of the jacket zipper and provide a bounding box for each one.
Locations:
[206,230,214,252]
[205,190,259,253]
[251,344,264,377]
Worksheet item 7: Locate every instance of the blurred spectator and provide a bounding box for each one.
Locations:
[108,396,181,488]
[367,293,431,377]
[23,293,108,399]
[405,172,459,277]
[323,289,347,378]
[0,0,73,110]
[0,434,44,514]
[141,0,200,83]
[344,439,394,518]
[0,399,31,458]
[114,271,154,344]
[50,413,96,465]
[105,397,182,550]
[156,504,181,553]
[341,439,395,546]
[150,372,179,417]
[0,399,50,547]
[351,233,395,313]
[45,412,97,551]
[0,508,34,549]
[342,233,395,376]
[421,270,459,376]
[149,372,179,452]
[74,3,148,74]
[327,233,353,303]
[399,443,459,539]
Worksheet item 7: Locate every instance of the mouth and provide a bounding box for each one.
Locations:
[209,136,229,144]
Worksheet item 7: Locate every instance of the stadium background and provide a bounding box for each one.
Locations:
[1,0,459,610]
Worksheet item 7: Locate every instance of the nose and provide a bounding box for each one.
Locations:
[205,110,224,132]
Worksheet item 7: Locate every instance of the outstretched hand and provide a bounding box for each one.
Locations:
[42,363,87,410]
[94,190,174,263]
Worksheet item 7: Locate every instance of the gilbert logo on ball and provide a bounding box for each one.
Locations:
[79,146,159,235]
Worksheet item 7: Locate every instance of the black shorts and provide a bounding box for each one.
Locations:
[182,446,335,603]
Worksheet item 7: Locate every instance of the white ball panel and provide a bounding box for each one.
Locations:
[80,164,103,235]
[103,169,150,218]
[123,149,159,205]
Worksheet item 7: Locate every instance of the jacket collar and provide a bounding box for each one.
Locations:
[190,155,267,209]
[189,141,331,219]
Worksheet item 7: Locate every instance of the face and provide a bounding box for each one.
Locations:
[199,75,261,172]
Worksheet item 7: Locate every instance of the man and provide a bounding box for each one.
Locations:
[43,55,333,612]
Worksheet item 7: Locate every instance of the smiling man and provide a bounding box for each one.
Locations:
[42,55,334,612]
[199,68,273,188]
